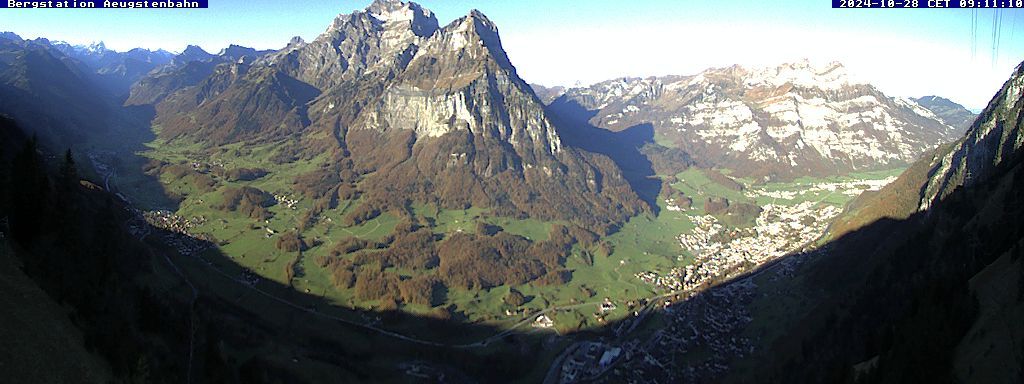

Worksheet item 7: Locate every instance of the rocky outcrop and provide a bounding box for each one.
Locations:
[131,0,645,228]
[551,61,965,180]
[919,63,1024,210]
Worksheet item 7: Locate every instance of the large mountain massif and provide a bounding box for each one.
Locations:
[0,1,1019,382]
[129,0,644,230]
[548,61,970,180]
[730,61,1023,383]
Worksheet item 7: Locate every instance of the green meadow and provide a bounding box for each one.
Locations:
[117,136,904,332]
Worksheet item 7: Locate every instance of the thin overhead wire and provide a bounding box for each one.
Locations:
[994,10,1003,67]
[971,9,977,60]
[991,9,997,65]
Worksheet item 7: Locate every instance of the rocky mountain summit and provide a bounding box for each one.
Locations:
[0,32,174,99]
[550,60,966,180]
[131,0,644,229]
[50,40,173,97]
[530,83,567,104]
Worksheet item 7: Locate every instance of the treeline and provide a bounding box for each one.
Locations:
[314,219,593,309]
[703,169,744,191]
[703,197,762,226]
[641,143,693,176]
[217,186,276,220]
[216,167,268,182]
[659,180,694,210]
[291,159,361,207]
[317,131,648,235]
[144,159,219,194]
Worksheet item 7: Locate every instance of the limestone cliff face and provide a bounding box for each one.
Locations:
[284,0,438,90]
[131,0,642,227]
[146,0,562,160]
[361,11,562,161]
[828,60,1024,237]
[551,61,965,180]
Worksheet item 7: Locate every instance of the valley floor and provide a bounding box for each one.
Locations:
[84,134,905,382]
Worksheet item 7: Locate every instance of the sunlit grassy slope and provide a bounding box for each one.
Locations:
[125,136,904,331]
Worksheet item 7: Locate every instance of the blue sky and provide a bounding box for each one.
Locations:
[1,0,1022,109]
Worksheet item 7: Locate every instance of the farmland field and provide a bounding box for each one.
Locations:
[98,136,904,332]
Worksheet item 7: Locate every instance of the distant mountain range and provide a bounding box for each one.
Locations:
[0,34,116,144]
[0,31,280,146]
[912,95,977,131]
[541,61,972,180]
[48,40,174,98]
[1,26,970,187]
[530,83,566,104]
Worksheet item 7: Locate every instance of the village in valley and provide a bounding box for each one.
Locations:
[547,172,899,383]
[92,142,901,384]
[638,200,843,293]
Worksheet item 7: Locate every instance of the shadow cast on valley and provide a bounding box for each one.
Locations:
[546,96,663,214]
[648,145,1024,383]
[57,93,1023,383]
[12,104,1020,383]
[100,103,183,211]
[145,178,1003,383]
[139,223,590,383]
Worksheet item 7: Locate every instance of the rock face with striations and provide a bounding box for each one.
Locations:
[132,0,644,230]
[550,60,966,180]
[917,65,1024,210]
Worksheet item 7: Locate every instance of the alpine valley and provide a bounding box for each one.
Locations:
[0,1,1019,383]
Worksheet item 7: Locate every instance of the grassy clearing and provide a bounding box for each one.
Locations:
[672,168,750,206]
[128,135,906,332]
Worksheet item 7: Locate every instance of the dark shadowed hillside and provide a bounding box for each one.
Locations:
[727,61,1024,383]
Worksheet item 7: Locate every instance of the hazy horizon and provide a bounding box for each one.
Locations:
[2,0,1022,110]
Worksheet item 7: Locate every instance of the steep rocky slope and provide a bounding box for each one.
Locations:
[725,61,1024,383]
[133,0,645,229]
[126,44,274,106]
[551,61,965,180]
